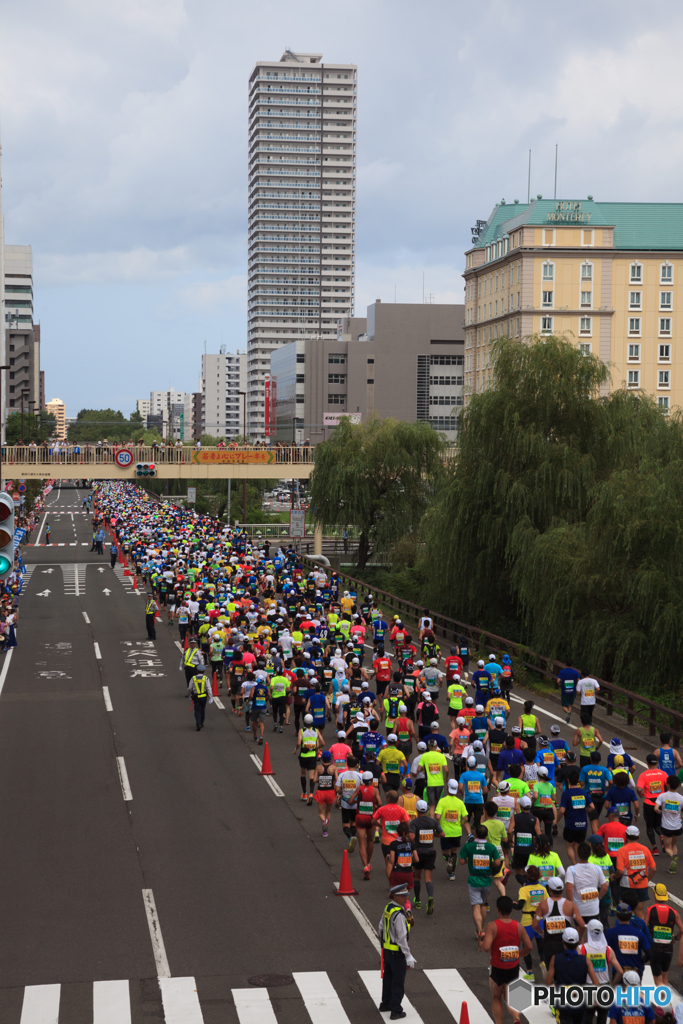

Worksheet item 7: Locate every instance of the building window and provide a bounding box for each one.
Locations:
[429,355,464,366]
[296,373,305,383]
[630,263,642,283]
[542,290,553,307]
[627,344,641,362]
[366,378,374,384]
[543,229,555,246]
[327,394,347,404]
[659,318,672,336]
[660,291,673,310]
[582,229,594,246]
[296,353,305,364]
[628,318,641,336]
[296,396,304,404]
[541,316,553,334]
[578,342,592,356]
[659,344,671,362]
[658,370,671,389]
[580,291,592,307]
[542,262,554,280]
[661,263,673,284]
[328,353,346,364]
[629,292,642,309]
[579,317,592,335]
[627,370,640,388]
[328,373,346,384]
[659,396,670,413]
[581,263,593,280]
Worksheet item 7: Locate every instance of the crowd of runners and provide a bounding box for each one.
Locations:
[92,481,683,1024]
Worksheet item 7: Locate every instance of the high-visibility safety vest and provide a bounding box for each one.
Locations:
[382,903,410,952]
[193,675,207,698]
[184,648,197,667]
[146,599,156,614]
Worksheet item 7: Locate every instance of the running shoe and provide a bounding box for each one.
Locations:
[245,726,250,732]
[258,737,263,745]
[273,723,278,732]
[307,795,313,806]
[426,897,434,915]
[322,828,328,838]
[565,714,571,724]
[653,846,660,857]
[501,869,511,885]
[373,830,380,844]
[300,793,307,801]
[446,856,455,875]
[348,836,357,853]
[523,973,534,982]
[670,856,678,874]
[413,899,422,909]
[448,874,455,881]
[279,726,283,733]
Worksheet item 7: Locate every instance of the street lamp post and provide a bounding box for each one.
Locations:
[28,400,36,444]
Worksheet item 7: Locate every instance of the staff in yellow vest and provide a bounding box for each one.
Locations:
[145,594,159,640]
[188,671,213,731]
[377,883,416,1019]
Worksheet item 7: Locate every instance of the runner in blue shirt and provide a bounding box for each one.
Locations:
[604,773,639,825]
[534,737,560,784]
[471,661,493,704]
[557,661,581,723]
[579,751,612,825]
[549,724,570,765]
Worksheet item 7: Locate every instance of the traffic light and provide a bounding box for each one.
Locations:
[0,492,15,579]
[135,463,157,477]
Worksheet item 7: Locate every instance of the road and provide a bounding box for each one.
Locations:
[0,483,679,1022]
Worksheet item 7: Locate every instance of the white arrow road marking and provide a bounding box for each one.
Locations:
[97,567,106,573]
[36,589,51,597]
[41,568,54,574]
[103,588,111,595]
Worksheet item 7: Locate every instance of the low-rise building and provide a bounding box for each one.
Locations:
[46,397,66,440]
[270,301,464,443]
[464,196,683,412]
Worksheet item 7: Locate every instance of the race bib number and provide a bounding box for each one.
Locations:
[445,810,460,823]
[358,801,373,815]
[496,807,512,821]
[419,830,434,844]
[385,820,399,834]
[618,936,639,954]
[628,852,646,870]
[580,887,599,903]
[397,852,412,869]
[499,946,519,963]
[653,926,672,944]
[516,832,532,846]
[584,687,594,698]
[467,781,480,793]
[607,837,624,852]
[571,795,586,810]
[588,953,606,972]
[342,779,356,793]
[473,855,490,870]
[538,795,553,807]
[428,763,441,775]
[664,800,680,814]
[545,916,566,934]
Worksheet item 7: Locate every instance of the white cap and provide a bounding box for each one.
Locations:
[495,716,505,725]
[465,697,474,705]
[304,714,313,725]
[337,730,347,739]
[456,716,465,724]
[498,781,510,792]
[362,697,371,704]
[362,771,374,782]
[473,740,483,751]
[399,704,407,713]
[352,658,359,665]
[429,658,437,666]
[467,756,477,767]
[537,765,549,777]
[489,654,496,661]
[417,741,427,751]
[388,733,398,742]
[562,927,579,944]
[416,660,424,667]
[423,692,432,701]
[335,649,342,656]
[477,660,485,668]
[361,681,369,688]
[356,712,365,721]
[550,724,561,734]
[520,796,532,808]
[416,799,428,812]
[587,920,604,934]
[475,704,484,713]
[623,970,642,986]
[626,825,640,837]
[547,876,564,892]
[448,779,459,794]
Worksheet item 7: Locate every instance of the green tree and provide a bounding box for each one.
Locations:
[310,417,447,570]
[68,408,145,444]
[6,410,56,444]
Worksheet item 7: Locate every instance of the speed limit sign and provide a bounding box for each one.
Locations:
[115,448,134,469]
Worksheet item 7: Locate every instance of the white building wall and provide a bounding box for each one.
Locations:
[201,349,247,438]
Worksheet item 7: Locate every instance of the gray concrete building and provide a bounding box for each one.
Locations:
[5,245,42,420]
[270,301,465,444]
[246,50,357,439]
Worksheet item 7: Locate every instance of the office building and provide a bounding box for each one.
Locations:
[5,245,42,417]
[271,301,464,444]
[464,197,683,412]
[136,399,151,419]
[46,397,66,440]
[247,49,357,438]
[201,348,247,438]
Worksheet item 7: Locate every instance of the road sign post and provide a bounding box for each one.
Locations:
[187,487,196,504]
[290,509,306,538]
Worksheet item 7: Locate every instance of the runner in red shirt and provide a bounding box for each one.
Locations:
[636,754,668,857]
[372,792,410,880]
[373,651,393,696]
[445,647,464,681]
[481,896,532,1014]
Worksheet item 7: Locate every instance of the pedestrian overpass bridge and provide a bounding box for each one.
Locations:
[2,445,314,480]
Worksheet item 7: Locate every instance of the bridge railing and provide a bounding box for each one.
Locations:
[0,445,314,467]
[302,557,683,745]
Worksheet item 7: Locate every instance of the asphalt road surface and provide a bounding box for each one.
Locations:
[1,483,680,1023]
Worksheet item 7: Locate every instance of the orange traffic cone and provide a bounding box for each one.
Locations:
[380,949,384,978]
[123,567,131,576]
[460,1003,470,1024]
[335,849,358,896]
[184,635,189,650]
[212,672,218,697]
[260,742,275,776]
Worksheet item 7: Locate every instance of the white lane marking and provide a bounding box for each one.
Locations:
[359,971,424,1024]
[20,983,61,1023]
[34,513,47,546]
[82,542,88,546]
[0,649,14,698]
[102,687,113,712]
[213,696,225,710]
[117,757,133,801]
[333,883,381,952]
[93,979,131,1024]
[293,972,352,1024]
[249,754,285,796]
[94,642,102,660]
[424,969,491,1024]
[82,612,90,623]
[233,986,278,1024]
[508,693,649,769]
[158,977,204,1023]
[174,641,183,652]
[142,889,171,978]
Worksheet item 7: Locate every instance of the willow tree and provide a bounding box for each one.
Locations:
[310,417,446,570]
[421,335,610,624]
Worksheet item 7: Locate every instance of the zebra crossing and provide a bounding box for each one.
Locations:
[8,968,492,1024]
[61,564,87,596]
[112,564,137,593]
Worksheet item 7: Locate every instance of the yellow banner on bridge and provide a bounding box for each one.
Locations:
[191,450,276,465]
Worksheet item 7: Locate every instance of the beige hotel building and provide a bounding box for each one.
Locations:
[463,197,683,412]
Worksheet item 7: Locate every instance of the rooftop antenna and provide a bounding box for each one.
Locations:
[527,150,531,204]
[554,144,558,200]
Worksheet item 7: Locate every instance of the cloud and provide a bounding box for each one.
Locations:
[179,275,247,311]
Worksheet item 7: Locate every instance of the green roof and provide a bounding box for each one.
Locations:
[475,199,683,251]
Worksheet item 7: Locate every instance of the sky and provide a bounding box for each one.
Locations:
[2,0,683,415]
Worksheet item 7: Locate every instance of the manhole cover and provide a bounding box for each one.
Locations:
[247,975,293,988]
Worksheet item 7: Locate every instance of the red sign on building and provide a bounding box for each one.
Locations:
[264,377,277,438]
[264,379,271,437]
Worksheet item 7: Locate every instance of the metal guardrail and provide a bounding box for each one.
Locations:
[0,445,315,467]
[304,559,683,745]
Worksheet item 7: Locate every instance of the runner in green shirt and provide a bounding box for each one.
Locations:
[435,779,471,878]
[483,801,509,895]
[458,825,502,936]
[420,739,449,813]
[506,766,531,800]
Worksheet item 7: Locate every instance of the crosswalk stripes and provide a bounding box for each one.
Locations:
[11,969,495,1023]
[61,564,87,596]
[112,565,136,593]
[20,566,36,591]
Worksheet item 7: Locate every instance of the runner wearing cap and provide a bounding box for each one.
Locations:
[435,779,470,879]
[614,825,656,919]
[447,674,467,728]
[377,734,409,794]
[373,792,411,882]
[411,741,428,800]
[471,705,489,745]
[636,754,667,857]
[510,797,541,873]
[512,865,547,980]
[471,660,492,706]
[335,755,363,852]
[606,903,651,976]
[645,883,683,985]
[549,724,570,770]
[579,919,623,1022]
[532,879,586,975]
[488,718,508,782]
[398,777,418,820]
[654,774,683,873]
[607,972,655,1024]
[545,926,600,1024]
[409,801,444,914]
[419,738,449,814]
[387,820,417,891]
[530,765,557,837]
[587,833,615,926]
[480,895,532,1024]
[313,753,338,837]
[449,717,470,778]
[458,824,502,937]
[579,751,612,831]
[459,756,488,827]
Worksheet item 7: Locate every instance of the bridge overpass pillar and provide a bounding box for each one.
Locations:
[314,521,323,557]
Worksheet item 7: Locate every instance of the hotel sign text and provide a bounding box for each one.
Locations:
[546,201,592,223]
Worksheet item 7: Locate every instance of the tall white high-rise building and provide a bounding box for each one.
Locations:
[201,348,247,438]
[247,49,357,438]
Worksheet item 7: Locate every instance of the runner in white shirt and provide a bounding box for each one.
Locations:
[576,675,600,723]
[565,846,607,922]
[654,777,683,871]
